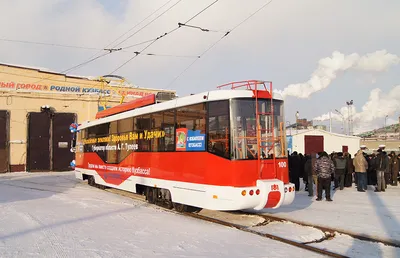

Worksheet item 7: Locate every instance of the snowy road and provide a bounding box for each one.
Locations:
[0,172,322,258]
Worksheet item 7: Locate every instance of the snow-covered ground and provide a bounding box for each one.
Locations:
[1,172,400,258]
[0,172,322,258]
[252,221,326,243]
[261,180,400,243]
[311,233,400,258]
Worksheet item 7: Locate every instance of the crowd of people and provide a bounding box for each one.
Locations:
[288,145,400,201]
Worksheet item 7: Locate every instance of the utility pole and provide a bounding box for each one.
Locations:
[346,100,354,135]
[335,109,345,135]
[329,111,332,132]
[295,111,299,134]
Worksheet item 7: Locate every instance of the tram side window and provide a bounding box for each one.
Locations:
[118,117,135,162]
[107,121,118,164]
[207,100,230,159]
[151,112,163,152]
[84,123,110,161]
[176,103,206,151]
[136,115,151,152]
[162,110,175,151]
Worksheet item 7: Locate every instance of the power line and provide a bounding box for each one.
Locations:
[113,0,184,48]
[38,0,178,81]
[177,23,227,33]
[165,0,273,89]
[137,52,200,58]
[185,0,219,24]
[31,51,116,85]
[229,0,273,32]
[0,37,192,58]
[60,52,112,75]
[87,0,177,61]
[2,1,179,88]
[32,0,183,82]
[0,38,101,51]
[110,0,220,75]
[105,0,175,49]
[122,38,160,50]
[109,31,174,74]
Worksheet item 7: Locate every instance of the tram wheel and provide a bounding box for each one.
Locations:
[186,206,202,213]
[88,176,95,187]
[146,187,156,204]
[173,203,187,212]
[165,201,174,210]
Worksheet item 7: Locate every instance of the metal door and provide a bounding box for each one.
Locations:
[52,113,76,171]
[27,112,51,172]
[304,135,324,155]
[0,110,10,173]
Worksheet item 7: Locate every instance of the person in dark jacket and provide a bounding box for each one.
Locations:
[367,153,377,185]
[374,149,389,192]
[304,154,314,196]
[289,151,301,191]
[383,151,391,189]
[390,151,400,186]
[344,152,353,187]
[314,151,335,201]
[333,152,347,190]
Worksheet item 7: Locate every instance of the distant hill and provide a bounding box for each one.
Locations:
[357,123,400,138]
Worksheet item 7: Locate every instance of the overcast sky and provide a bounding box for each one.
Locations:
[0,0,399,134]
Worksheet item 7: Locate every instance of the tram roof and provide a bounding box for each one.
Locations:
[79,89,284,129]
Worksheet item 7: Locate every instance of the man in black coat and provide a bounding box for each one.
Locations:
[289,151,301,191]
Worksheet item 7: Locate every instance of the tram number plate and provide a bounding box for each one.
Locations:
[271,184,279,191]
[278,161,287,168]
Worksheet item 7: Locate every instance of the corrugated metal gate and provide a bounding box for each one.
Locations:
[27,112,51,172]
[27,111,76,172]
[304,135,324,155]
[0,110,10,173]
[52,113,76,171]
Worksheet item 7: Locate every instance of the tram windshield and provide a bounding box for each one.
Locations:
[230,98,287,160]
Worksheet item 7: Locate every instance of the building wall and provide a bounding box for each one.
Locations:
[0,63,175,172]
[291,130,361,155]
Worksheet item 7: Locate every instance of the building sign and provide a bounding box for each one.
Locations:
[0,80,163,98]
[176,128,205,151]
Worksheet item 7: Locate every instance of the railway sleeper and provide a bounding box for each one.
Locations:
[143,185,202,213]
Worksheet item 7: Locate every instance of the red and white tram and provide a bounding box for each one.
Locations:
[73,80,295,212]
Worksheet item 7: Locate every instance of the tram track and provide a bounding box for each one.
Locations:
[3,176,398,257]
[102,188,347,257]
[102,186,400,257]
[246,213,400,249]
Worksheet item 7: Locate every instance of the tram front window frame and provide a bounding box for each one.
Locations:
[230,98,287,160]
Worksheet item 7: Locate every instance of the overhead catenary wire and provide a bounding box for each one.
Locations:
[110,0,220,75]
[0,38,101,51]
[165,0,274,89]
[112,0,184,49]
[0,37,197,59]
[23,0,177,85]
[84,0,177,63]
[177,23,227,33]
[105,0,175,50]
